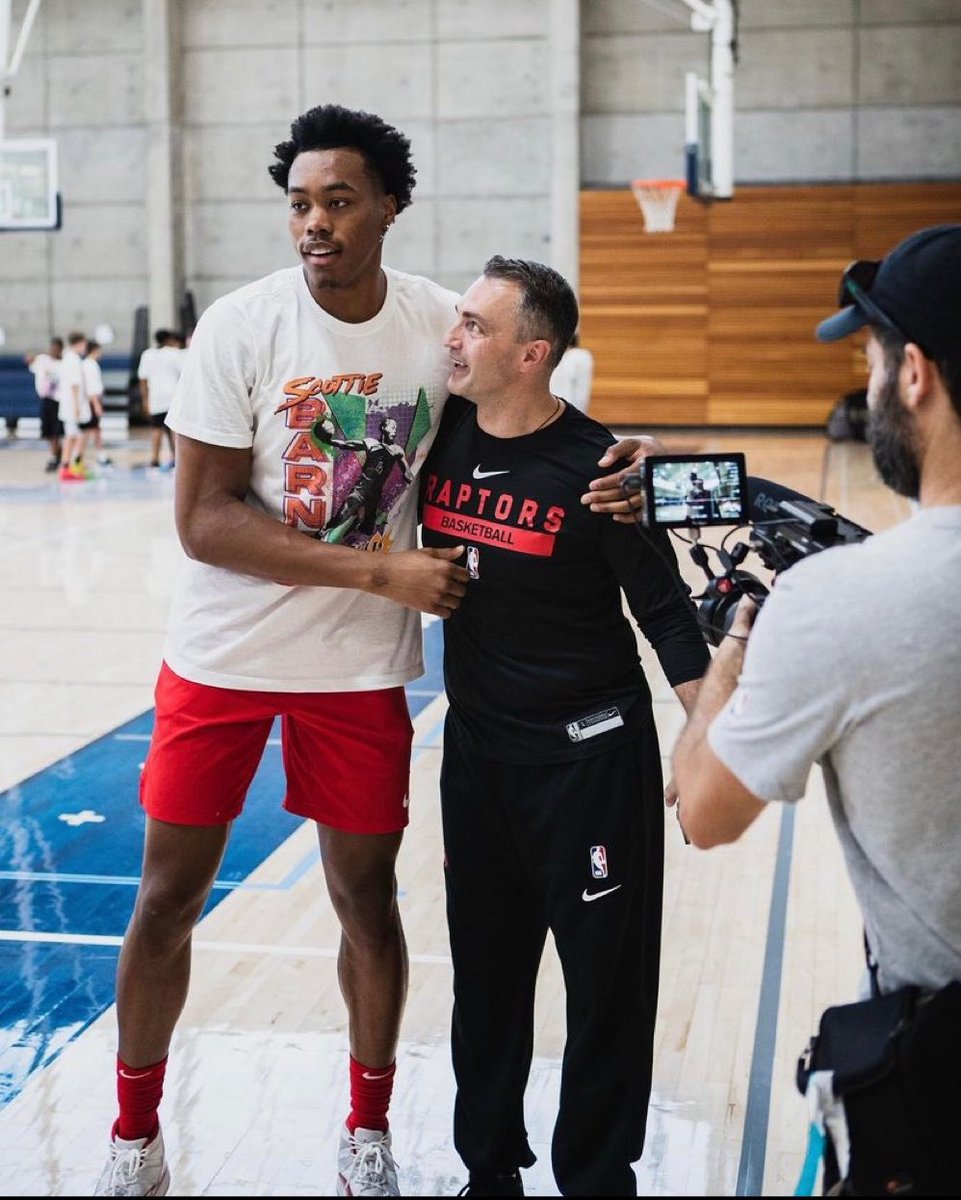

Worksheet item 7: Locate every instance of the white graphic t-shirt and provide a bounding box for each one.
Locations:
[163,265,458,692]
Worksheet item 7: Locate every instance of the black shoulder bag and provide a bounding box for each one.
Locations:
[795,940,961,1195]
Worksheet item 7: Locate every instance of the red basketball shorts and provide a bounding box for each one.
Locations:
[140,662,414,833]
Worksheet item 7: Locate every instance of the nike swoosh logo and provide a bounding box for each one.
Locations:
[581,885,623,902]
[362,1070,393,1080]
[118,1069,153,1079]
[472,465,510,480]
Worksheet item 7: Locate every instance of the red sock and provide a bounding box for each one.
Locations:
[116,1053,167,1142]
[347,1055,396,1134]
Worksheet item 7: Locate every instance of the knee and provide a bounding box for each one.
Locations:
[133,878,208,947]
[327,867,399,944]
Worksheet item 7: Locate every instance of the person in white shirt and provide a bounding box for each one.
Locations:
[80,340,112,468]
[92,103,471,1200]
[26,335,64,471]
[138,330,184,470]
[549,330,594,414]
[56,331,90,481]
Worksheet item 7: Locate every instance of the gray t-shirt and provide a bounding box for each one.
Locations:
[709,506,961,993]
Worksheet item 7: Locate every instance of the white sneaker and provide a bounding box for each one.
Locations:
[94,1125,170,1196]
[337,1123,400,1196]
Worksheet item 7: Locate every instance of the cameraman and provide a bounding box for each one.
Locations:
[673,223,961,1002]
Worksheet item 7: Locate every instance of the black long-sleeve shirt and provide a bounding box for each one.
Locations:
[419,396,709,763]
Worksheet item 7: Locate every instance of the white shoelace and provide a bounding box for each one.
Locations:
[108,1145,147,1194]
[344,1135,389,1194]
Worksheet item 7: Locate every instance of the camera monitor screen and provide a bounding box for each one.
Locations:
[644,453,748,528]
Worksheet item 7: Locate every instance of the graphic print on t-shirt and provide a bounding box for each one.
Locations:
[275,374,433,549]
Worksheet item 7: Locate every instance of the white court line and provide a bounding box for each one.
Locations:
[1,503,173,555]
[0,927,453,965]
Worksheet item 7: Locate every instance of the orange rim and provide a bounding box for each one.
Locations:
[631,179,686,190]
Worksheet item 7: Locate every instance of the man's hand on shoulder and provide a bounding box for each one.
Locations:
[580,434,667,523]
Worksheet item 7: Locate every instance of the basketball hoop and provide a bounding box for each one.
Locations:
[631,178,686,234]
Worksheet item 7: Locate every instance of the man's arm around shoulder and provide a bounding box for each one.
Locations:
[672,599,767,848]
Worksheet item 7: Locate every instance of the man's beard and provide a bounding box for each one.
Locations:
[867,366,921,500]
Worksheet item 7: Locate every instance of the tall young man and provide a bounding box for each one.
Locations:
[94,104,471,1199]
[421,258,710,1196]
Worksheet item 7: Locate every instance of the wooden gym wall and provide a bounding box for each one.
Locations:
[579,182,961,428]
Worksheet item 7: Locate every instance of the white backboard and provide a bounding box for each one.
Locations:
[0,137,59,230]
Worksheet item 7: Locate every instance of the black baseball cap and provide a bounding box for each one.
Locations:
[815,224,961,361]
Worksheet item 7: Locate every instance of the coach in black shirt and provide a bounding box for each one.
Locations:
[421,257,710,1197]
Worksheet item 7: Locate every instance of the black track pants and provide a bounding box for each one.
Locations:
[440,714,665,1196]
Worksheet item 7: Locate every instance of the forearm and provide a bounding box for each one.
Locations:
[672,676,703,716]
[177,492,379,592]
[672,635,765,846]
[675,637,743,765]
[172,433,469,619]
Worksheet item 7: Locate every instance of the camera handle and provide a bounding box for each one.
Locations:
[688,532,751,587]
[688,529,715,586]
[674,531,769,647]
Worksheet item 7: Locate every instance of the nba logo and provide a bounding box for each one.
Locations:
[590,845,608,879]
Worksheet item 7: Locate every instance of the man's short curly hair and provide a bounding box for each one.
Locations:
[268,104,416,212]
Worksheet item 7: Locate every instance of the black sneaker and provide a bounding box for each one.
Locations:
[44,458,60,473]
[456,1172,523,1197]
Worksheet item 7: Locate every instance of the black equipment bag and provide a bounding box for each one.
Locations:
[825,388,868,442]
[796,979,961,1195]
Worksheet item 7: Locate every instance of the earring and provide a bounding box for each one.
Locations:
[379,224,390,243]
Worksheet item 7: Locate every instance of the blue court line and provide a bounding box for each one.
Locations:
[1,595,791,1185]
[0,621,448,1108]
[0,866,315,892]
[736,802,797,1196]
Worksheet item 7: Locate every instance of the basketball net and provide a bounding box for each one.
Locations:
[631,179,685,234]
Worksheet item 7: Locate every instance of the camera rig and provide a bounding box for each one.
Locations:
[623,455,873,647]
[691,492,873,645]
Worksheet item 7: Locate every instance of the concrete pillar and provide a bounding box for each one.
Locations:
[142,0,183,330]
[0,0,12,142]
[549,0,580,294]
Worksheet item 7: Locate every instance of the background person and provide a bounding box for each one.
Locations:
[92,104,470,1200]
[56,331,90,482]
[138,329,184,471]
[684,470,711,522]
[80,339,113,469]
[548,329,594,415]
[673,224,961,1189]
[27,335,64,472]
[422,257,710,1197]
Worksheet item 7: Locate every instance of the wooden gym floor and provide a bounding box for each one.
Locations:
[0,417,910,1196]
